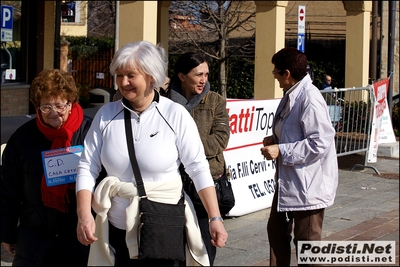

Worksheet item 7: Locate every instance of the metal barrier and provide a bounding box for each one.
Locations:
[320,86,380,174]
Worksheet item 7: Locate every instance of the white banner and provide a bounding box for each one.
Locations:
[367,105,379,163]
[224,98,281,216]
[368,79,396,162]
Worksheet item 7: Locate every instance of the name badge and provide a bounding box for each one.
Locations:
[41,145,84,187]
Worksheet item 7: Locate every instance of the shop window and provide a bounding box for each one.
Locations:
[61,1,75,23]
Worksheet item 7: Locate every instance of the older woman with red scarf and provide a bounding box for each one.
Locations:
[1,69,94,266]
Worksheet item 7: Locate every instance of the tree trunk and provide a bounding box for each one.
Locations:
[219,2,227,98]
[219,47,227,98]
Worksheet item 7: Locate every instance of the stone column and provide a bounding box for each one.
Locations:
[158,1,172,53]
[117,1,158,48]
[343,1,372,91]
[60,36,70,72]
[253,1,288,100]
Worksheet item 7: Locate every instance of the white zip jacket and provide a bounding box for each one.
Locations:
[76,90,214,229]
[273,74,339,212]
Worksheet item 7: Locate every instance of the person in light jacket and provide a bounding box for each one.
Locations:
[75,41,228,266]
[261,47,338,266]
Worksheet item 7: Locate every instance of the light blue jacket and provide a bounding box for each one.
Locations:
[273,74,338,212]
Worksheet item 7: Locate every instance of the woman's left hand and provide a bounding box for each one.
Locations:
[198,187,229,247]
[261,144,280,160]
[209,220,228,248]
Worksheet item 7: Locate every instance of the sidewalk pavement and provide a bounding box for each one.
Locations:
[1,152,398,266]
[214,152,399,266]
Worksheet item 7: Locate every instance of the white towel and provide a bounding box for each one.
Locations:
[88,175,210,266]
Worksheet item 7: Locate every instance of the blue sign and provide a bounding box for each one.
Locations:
[1,5,13,42]
[1,5,13,29]
[297,33,305,53]
[41,145,84,186]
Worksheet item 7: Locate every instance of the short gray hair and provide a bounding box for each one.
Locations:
[109,41,168,88]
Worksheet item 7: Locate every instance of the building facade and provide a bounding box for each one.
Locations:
[1,1,398,116]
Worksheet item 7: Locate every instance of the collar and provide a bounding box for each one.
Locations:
[121,89,159,111]
[169,79,210,112]
[284,80,301,96]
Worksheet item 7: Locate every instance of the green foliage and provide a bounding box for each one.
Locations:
[76,83,93,108]
[167,54,180,79]
[226,57,254,99]
[64,36,114,59]
[206,57,255,98]
[308,60,345,89]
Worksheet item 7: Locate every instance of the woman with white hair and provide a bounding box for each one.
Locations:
[75,41,228,266]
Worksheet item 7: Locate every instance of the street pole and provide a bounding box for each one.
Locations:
[387,1,395,118]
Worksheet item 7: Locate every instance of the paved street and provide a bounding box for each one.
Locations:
[1,153,398,266]
[214,153,399,266]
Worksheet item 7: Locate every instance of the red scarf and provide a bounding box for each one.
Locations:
[37,103,84,213]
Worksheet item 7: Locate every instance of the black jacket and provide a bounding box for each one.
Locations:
[1,116,92,244]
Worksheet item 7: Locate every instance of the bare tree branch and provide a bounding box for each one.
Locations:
[87,1,116,38]
[169,1,256,97]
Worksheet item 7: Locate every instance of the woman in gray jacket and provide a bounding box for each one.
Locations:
[261,47,338,266]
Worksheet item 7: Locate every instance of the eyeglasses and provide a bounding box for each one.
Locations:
[272,70,282,75]
[39,103,69,113]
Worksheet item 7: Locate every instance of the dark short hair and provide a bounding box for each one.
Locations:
[271,47,308,81]
[174,52,208,75]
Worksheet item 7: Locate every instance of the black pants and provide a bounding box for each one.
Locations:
[197,217,216,266]
[12,227,89,266]
[267,189,325,266]
[108,222,185,267]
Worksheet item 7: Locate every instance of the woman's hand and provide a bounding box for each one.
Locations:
[76,190,98,246]
[261,136,280,160]
[209,220,228,248]
[261,144,280,160]
[2,242,15,254]
[198,187,229,247]
[76,211,98,246]
[263,135,275,146]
